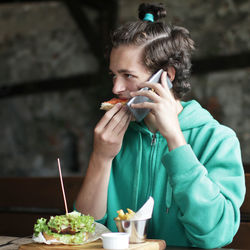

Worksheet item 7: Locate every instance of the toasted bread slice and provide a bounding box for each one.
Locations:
[100,98,128,111]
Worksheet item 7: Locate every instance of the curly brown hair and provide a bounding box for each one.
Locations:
[109,3,195,99]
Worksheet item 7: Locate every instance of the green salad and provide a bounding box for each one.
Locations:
[33,211,95,244]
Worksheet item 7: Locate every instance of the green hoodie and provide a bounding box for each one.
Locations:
[97,100,245,249]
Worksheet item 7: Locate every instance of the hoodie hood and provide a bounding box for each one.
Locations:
[179,100,217,131]
[130,100,217,134]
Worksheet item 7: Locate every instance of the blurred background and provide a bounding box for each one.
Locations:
[0,0,250,177]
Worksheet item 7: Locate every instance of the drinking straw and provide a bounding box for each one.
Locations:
[57,158,68,215]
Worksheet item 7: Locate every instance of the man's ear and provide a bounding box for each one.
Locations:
[167,67,176,82]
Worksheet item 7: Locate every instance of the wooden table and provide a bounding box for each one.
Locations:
[0,236,33,250]
[0,236,246,250]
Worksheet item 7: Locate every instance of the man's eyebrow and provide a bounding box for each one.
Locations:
[109,69,137,74]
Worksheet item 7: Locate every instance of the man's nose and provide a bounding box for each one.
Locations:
[112,77,126,95]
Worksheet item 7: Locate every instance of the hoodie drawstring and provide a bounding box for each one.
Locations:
[166,176,172,213]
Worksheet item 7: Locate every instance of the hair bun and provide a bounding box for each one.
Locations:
[138,3,167,21]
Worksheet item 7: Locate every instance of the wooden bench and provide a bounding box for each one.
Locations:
[0,173,249,248]
[0,177,83,236]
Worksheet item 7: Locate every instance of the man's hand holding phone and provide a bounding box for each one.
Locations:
[127,69,172,122]
[129,71,186,149]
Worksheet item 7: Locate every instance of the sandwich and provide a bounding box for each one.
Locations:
[100,98,128,111]
[33,211,95,245]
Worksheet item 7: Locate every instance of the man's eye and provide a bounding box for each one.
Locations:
[125,74,133,79]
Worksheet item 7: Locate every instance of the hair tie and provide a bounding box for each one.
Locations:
[143,13,154,22]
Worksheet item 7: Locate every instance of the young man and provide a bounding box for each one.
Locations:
[75,3,245,248]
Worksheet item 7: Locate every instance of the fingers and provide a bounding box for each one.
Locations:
[161,71,168,90]
[161,71,173,98]
[96,104,131,136]
[116,110,132,135]
[130,71,173,104]
[130,100,154,110]
[131,89,160,103]
[134,71,171,96]
[97,103,123,130]
[108,106,131,133]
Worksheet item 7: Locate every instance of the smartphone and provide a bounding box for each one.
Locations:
[127,69,172,122]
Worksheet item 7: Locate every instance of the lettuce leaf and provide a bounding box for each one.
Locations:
[34,218,48,236]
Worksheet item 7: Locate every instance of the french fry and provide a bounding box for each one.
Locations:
[126,208,135,219]
[114,208,135,220]
[116,209,126,220]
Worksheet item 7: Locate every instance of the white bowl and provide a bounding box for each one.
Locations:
[101,232,129,249]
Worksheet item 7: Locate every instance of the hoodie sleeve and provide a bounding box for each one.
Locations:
[162,131,245,249]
